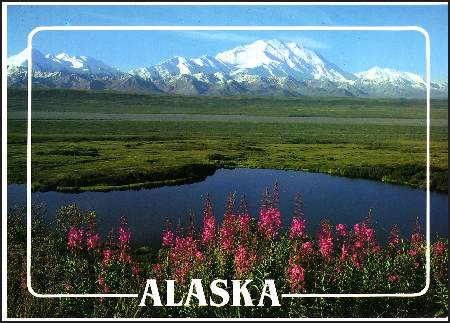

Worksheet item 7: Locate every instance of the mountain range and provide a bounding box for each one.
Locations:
[7,39,448,98]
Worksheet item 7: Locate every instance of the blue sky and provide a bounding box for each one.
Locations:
[6,4,448,81]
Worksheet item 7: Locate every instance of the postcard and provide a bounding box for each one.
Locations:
[2,2,448,320]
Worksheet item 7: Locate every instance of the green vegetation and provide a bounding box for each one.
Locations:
[7,88,448,192]
[8,87,449,118]
[7,195,448,318]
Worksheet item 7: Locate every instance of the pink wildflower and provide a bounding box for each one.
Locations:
[169,235,200,284]
[434,242,446,257]
[351,253,361,269]
[372,245,381,254]
[201,215,216,246]
[219,213,235,253]
[318,220,334,259]
[67,227,83,251]
[85,230,100,251]
[301,241,314,256]
[201,194,217,246]
[162,229,174,247]
[118,226,131,248]
[195,250,204,260]
[289,217,306,240]
[335,223,347,237]
[340,243,348,262]
[98,276,110,293]
[119,250,132,264]
[234,245,251,277]
[364,228,374,243]
[388,226,401,248]
[237,212,251,237]
[102,249,113,265]
[258,207,282,239]
[131,265,142,279]
[288,262,306,293]
[388,274,398,283]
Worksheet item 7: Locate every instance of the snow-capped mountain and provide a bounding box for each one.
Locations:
[356,66,426,87]
[7,40,448,98]
[8,48,122,77]
[215,39,355,82]
[6,48,161,91]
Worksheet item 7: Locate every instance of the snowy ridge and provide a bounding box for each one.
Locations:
[8,48,121,76]
[7,40,448,98]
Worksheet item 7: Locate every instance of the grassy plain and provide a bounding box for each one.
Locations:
[6,88,448,192]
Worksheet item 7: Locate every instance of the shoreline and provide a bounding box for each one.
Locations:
[7,165,448,194]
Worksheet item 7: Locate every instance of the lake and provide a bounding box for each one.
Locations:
[7,168,448,246]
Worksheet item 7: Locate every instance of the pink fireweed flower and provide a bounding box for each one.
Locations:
[234,244,251,277]
[131,265,142,279]
[354,240,364,251]
[288,262,306,293]
[388,226,401,248]
[301,241,314,256]
[364,228,374,243]
[237,212,251,237]
[162,229,175,247]
[434,242,446,257]
[119,250,132,264]
[118,226,131,248]
[318,220,334,259]
[219,213,235,253]
[201,194,217,246]
[98,276,110,293]
[85,230,100,251]
[340,243,349,262]
[174,264,191,285]
[372,245,381,254]
[102,249,113,265]
[354,223,375,244]
[258,207,282,239]
[289,217,306,240]
[353,223,361,236]
[410,217,423,248]
[67,227,83,251]
[388,274,398,283]
[335,224,347,237]
[351,253,361,269]
[407,249,418,257]
[201,214,216,246]
[169,234,201,283]
[410,232,423,251]
[195,250,204,260]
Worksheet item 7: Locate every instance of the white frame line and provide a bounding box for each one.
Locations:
[26,25,430,299]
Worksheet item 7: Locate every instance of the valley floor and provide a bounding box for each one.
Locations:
[6,88,449,192]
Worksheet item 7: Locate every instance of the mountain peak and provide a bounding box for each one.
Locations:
[7,43,447,98]
[356,66,426,88]
[7,48,45,67]
[8,48,120,76]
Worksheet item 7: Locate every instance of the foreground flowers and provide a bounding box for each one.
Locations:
[55,183,447,300]
[7,187,448,317]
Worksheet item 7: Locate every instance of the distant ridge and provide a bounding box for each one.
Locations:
[7,39,448,98]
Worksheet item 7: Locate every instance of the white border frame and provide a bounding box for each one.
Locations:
[23,26,431,299]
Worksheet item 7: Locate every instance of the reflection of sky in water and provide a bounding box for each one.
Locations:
[8,168,448,247]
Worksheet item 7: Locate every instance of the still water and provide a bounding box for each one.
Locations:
[7,168,448,246]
